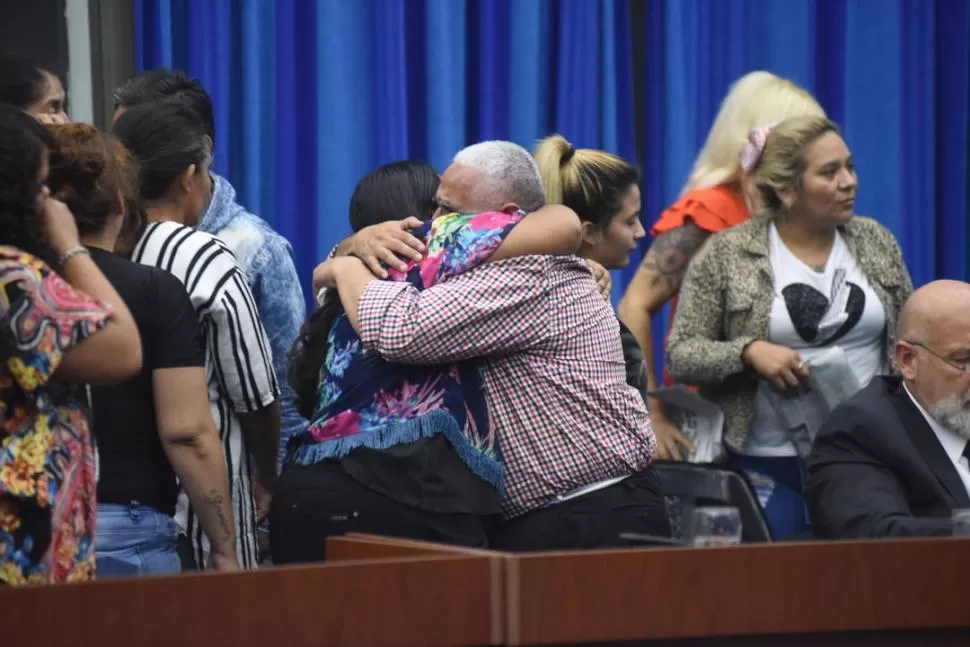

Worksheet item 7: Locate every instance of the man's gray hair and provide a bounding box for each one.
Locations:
[452,140,546,212]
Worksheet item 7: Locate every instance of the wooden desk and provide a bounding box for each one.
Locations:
[0,554,500,647]
[328,535,970,646]
[507,537,970,645]
[4,537,967,646]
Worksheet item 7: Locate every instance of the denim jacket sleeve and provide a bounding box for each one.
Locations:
[250,233,308,471]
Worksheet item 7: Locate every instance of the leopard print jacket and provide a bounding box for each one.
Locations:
[666,215,913,451]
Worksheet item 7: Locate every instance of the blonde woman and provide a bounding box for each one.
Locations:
[533,135,649,398]
[618,71,825,461]
[666,116,912,538]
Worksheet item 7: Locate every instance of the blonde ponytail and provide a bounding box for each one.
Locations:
[534,134,575,204]
[534,134,638,229]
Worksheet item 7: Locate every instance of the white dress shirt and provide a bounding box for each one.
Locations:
[904,383,970,498]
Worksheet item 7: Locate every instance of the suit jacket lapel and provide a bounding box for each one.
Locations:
[892,383,970,508]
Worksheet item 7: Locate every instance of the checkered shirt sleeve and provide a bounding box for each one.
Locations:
[358,256,552,363]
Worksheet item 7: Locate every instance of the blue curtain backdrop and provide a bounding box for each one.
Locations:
[134,0,969,380]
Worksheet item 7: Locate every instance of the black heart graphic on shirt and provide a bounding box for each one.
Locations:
[781,282,865,344]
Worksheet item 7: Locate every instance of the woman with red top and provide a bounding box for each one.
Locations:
[618,71,825,460]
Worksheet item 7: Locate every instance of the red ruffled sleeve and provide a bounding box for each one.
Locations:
[650,185,750,237]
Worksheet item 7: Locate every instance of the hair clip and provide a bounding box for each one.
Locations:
[740,122,779,174]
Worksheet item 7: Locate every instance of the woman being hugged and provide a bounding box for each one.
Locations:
[276,160,582,562]
[619,71,825,460]
[666,116,912,539]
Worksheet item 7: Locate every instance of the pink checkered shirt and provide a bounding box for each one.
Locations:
[358,255,656,518]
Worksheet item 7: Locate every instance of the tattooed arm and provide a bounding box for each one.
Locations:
[618,221,710,460]
[154,366,239,569]
[618,222,711,384]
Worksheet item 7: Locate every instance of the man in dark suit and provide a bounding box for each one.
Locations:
[806,280,970,538]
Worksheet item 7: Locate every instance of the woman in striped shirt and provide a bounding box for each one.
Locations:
[113,102,280,569]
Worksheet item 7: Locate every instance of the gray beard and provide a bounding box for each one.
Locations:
[929,394,970,441]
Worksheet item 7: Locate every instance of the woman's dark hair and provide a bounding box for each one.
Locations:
[46,123,139,238]
[289,161,440,420]
[0,52,47,110]
[111,101,209,202]
[0,104,56,262]
[349,161,440,231]
[534,134,639,230]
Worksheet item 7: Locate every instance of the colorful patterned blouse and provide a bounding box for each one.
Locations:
[291,211,524,491]
[0,246,110,585]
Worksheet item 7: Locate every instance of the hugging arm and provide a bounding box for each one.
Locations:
[488,205,582,262]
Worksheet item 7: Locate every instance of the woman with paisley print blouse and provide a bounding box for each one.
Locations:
[0,106,141,585]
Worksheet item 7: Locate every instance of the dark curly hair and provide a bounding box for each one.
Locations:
[0,104,56,262]
[288,161,440,420]
[46,123,140,241]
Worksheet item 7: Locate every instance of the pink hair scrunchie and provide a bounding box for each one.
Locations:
[740,122,780,174]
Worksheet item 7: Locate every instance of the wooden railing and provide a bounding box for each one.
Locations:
[2,535,968,646]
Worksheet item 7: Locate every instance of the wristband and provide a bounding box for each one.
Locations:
[58,246,90,265]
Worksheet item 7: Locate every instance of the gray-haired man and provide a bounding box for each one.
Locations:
[307,141,664,551]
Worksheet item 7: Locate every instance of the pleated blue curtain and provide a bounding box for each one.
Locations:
[134,0,633,307]
[134,0,968,380]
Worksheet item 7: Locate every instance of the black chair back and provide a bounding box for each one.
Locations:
[652,461,773,543]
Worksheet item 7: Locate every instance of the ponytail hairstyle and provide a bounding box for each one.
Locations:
[534,134,638,230]
[112,101,210,203]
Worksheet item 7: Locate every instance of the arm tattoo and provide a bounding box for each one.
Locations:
[640,222,710,292]
[203,488,233,545]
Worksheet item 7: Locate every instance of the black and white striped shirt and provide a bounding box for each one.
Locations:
[132,221,278,568]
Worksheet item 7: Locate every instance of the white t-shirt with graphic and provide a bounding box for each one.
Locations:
[742,223,886,457]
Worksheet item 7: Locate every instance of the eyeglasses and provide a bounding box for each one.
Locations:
[903,340,970,374]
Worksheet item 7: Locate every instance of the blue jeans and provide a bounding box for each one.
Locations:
[96,502,181,578]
